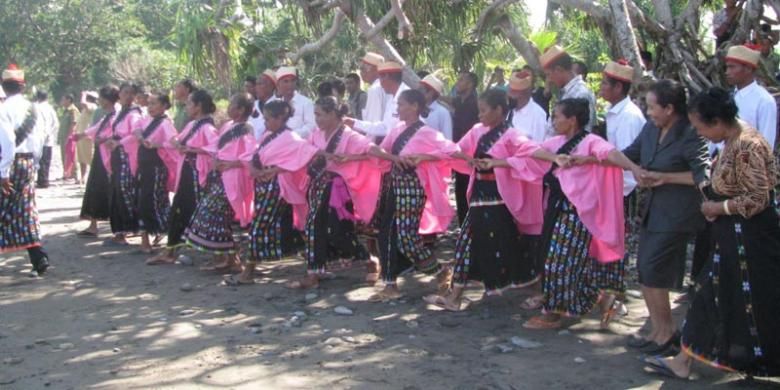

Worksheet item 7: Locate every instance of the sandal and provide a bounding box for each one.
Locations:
[423,294,468,311]
[368,289,403,303]
[599,294,618,330]
[644,356,692,380]
[519,294,544,310]
[221,275,255,286]
[523,315,562,330]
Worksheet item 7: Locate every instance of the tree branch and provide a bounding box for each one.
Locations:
[287,9,346,63]
[390,0,412,39]
[362,9,395,40]
[496,15,541,72]
[608,0,643,83]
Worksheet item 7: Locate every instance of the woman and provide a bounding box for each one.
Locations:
[74,92,97,185]
[622,80,710,354]
[121,92,178,253]
[225,100,319,285]
[422,89,565,311]
[77,85,118,237]
[645,87,780,379]
[186,93,256,271]
[288,96,380,289]
[523,98,642,330]
[146,90,217,265]
[102,83,144,245]
[367,89,458,302]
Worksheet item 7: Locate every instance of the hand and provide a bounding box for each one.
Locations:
[570,155,595,166]
[106,139,119,150]
[327,154,348,164]
[639,170,665,187]
[1,178,12,195]
[142,140,154,149]
[701,201,724,221]
[215,160,232,172]
[553,154,572,168]
[134,129,143,140]
[398,155,420,168]
[473,158,494,170]
[343,117,356,127]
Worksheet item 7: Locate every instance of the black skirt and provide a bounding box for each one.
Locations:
[167,155,200,248]
[108,147,139,234]
[80,144,110,220]
[136,147,170,235]
[681,204,780,376]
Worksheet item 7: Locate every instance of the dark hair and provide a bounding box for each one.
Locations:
[190,89,216,115]
[177,79,197,93]
[640,50,652,63]
[85,94,97,104]
[399,89,429,118]
[460,71,478,87]
[416,70,430,79]
[331,79,346,96]
[35,90,48,102]
[479,88,510,117]
[605,76,631,96]
[346,73,361,83]
[150,91,171,110]
[648,79,687,115]
[548,52,573,71]
[99,84,120,104]
[573,60,588,79]
[63,93,75,103]
[231,92,255,118]
[245,76,257,84]
[315,96,349,118]
[317,81,335,98]
[263,99,294,120]
[119,82,141,95]
[556,98,590,129]
[688,87,739,126]
[0,80,22,95]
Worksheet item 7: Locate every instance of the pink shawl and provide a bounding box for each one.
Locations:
[84,112,115,174]
[380,122,460,234]
[202,121,257,227]
[120,116,179,191]
[541,134,625,263]
[242,129,320,230]
[171,119,218,193]
[456,123,549,234]
[308,126,382,223]
[92,109,143,175]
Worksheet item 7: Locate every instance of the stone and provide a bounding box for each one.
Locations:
[557,330,571,336]
[179,309,197,316]
[112,347,121,353]
[405,320,419,329]
[509,337,542,349]
[58,343,75,350]
[496,344,513,353]
[2,357,23,365]
[626,289,642,299]
[304,293,318,301]
[334,306,353,316]
[176,254,194,266]
[293,311,306,317]
[574,357,586,363]
[324,337,343,346]
[179,283,193,292]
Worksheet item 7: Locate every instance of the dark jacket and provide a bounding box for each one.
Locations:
[622,118,710,233]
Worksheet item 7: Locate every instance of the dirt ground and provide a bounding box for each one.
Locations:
[1,182,778,390]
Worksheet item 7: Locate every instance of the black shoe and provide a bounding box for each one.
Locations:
[640,333,679,355]
[627,334,653,349]
[35,256,49,276]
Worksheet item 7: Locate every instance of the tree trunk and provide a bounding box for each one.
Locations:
[496,15,541,73]
[608,0,643,83]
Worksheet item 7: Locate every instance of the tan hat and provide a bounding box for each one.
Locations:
[275,66,297,81]
[85,91,98,99]
[419,74,444,96]
[2,64,24,83]
[377,61,403,74]
[362,52,385,67]
[603,59,634,83]
[509,71,533,91]
[260,69,277,86]
[725,44,762,68]
[540,45,567,69]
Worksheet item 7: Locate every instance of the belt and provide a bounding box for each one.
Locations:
[475,172,496,181]
[15,153,34,158]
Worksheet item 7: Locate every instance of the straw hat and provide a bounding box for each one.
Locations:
[603,59,634,83]
[509,71,533,91]
[540,45,567,69]
[275,66,297,81]
[362,52,385,67]
[377,61,403,74]
[725,44,762,68]
[420,74,444,96]
[260,69,277,85]
[2,64,24,83]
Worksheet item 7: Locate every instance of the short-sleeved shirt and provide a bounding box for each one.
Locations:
[58,104,80,145]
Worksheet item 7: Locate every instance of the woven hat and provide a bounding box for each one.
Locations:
[377,61,403,74]
[2,64,24,83]
[275,66,297,81]
[509,71,533,91]
[725,44,762,68]
[603,59,634,83]
[362,52,385,67]
[540,45,567,69]
[420,74,444,96]
[260,69,277,86]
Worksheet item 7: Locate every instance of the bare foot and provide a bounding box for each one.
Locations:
[368,285,403,302]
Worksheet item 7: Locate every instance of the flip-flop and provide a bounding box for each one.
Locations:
[523,315,562,330]
[221,275,255,286]
[644,356,691,380]
[423,294,469,311]
[77,230,97,237]
[519,295,545,310]
[368,290,403,303]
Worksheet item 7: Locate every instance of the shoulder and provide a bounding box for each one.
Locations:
[736,127,773,155]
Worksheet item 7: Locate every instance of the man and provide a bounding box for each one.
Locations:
[758,30,780,80]
[506,71,547,143]
[486,66,508,91]
[523,65,551,117]
[347,61,409,138]
[249,69,276,139]
[269,66,315,137]
[58,94,80,181]
[451,70,480,225]
[34,90,59,188]
[419,74,453,140]
[640,50,656,79]
[725,44,778,149]
[74,91,97,184]
[345,73,367,120]
[0,64,49,276]
[244,76,257,100]
[540,45,597,132]
[172,79,197,131]
[573,60,589,82]
[358,52,389,124]
[713,0,744,48]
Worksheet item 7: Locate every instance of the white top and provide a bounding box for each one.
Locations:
[559,75,597,132]
[268,91,316,138]
[353,83,410,137]
[0,94,45,178]
[734,80,777,150]
[249,99,266,139]
[34,101,59,147]
[362,79,390,123]
[423,100,453,140]
[510,100,548,143]
[605,96,646,196]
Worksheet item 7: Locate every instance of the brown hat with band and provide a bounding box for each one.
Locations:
[725,44,762,68]
[540,45,567,69]
[603,59,634,83]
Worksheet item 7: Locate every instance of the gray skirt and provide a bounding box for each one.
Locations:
[637,228,692,289]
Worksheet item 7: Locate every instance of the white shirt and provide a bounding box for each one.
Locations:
[510,99,548,143]
[734,80,777,150]
[34,101,59,147]
[354,83,410,137]
[268,91,316,138]
[605,97,646,196]
[559,75,597,132]
[0,94,45,178]
[362,79,389,122]
[249,99,266,139]
[423,100,453,140]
